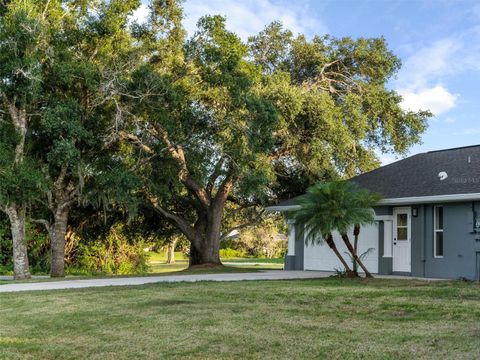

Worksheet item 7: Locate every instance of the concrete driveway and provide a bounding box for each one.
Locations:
[0,270,333,293]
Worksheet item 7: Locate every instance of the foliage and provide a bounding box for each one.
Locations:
[237,219,287,258]
[219,248,247,258]
[0,215,12,273]
[288,181,382,244]
[0,219,50,275]
[118,5,430,265]
[220,216,287,258]
[344,247,375,274]
[25,222,50,274]
[75,224,149,275]
[0,0,432,271]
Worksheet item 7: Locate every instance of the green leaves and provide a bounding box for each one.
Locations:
[249,23,430,190]
[0,153,47,205]
[288,181,382,244]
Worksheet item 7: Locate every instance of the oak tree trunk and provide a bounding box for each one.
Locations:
[189,225,222,267]
[341,233,373,278]
[5,205,31,280]
[166,239,176,264]
[3,105,30,279]
[48,208,69,277]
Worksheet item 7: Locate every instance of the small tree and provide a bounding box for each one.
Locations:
[29,0,141,277]
[288,181,382,277]
[0,0,53,279]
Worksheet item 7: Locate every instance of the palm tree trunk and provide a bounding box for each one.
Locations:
[324,233,355,276]
[353,224,360,273]
[341,233,373,278]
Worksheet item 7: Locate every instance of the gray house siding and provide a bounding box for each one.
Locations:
[375,206,393,275]
[421,202,480,280]
[294,223,305,270]
[284,223,305,270]
[377,220,392,275]
[285,201,480,279]
[411,204,425,277]
[375,201,480,280]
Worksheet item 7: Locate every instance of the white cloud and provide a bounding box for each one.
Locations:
[395,39,464,116]
[454,128,480,136]
[130,4,149,24]
[398,39,461,89]
[398,85,458,115]
[182,0,326,40]
[395,23,480,117]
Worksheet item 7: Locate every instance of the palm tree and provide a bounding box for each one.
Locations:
[287,181,382,278]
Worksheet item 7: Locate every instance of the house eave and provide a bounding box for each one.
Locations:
[266,192,480,211]
[265,205,301,212]
[379,192,480,205]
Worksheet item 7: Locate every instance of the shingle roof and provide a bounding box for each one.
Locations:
[352,144,480,198]
[271,144,480,208]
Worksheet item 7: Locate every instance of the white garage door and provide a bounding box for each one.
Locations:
[303,223,379,273]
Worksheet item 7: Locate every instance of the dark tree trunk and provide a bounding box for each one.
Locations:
[166,238,176,264]
[189,213,223,267]
[48,208,69,277]
[144,137,235,269]
[324,233,355,277]
[5,205,31,280]
[341,233,373,278]
[353,224,360,272]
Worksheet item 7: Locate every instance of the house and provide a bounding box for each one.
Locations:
[267,145,480,280]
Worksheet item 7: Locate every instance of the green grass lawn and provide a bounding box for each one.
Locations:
[1,278,479,359]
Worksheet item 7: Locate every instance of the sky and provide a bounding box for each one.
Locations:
[135,0,480,164]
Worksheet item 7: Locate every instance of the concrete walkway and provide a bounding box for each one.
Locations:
[0,271,334,293]
[0,270,447,293]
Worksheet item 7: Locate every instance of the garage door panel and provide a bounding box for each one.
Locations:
[303,223,379,273]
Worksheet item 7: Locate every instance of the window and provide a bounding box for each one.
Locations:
[434,206,443,258]
[396,213,408,240]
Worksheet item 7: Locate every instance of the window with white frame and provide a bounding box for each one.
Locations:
[434,206,443,258]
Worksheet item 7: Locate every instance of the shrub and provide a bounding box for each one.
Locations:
[219,248,247,258]
[0,217,50,275]
[75,224,149,275]
[237,218,287,258]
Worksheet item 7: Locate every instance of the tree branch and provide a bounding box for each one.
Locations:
[213,173,237,208]
[206,156,225,195]
[118,131,155,154]
[31,218,51,232]
[220,209,265,241]
[153,125,211,207]
[148,194,196,242]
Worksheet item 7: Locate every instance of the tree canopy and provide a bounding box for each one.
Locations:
[0,0,431,276]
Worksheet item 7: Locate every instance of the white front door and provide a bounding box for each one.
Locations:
[392,207,411,272]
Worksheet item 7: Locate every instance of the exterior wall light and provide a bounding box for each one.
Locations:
[412,207,418,217]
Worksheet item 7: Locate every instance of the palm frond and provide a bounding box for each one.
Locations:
[286,181,382,245]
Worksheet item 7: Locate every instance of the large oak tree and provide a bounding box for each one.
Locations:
[119,4,430,267]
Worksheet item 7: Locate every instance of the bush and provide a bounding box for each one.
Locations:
[219,248,247,258]
[74,224,149,275]
[236,218,287,258]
